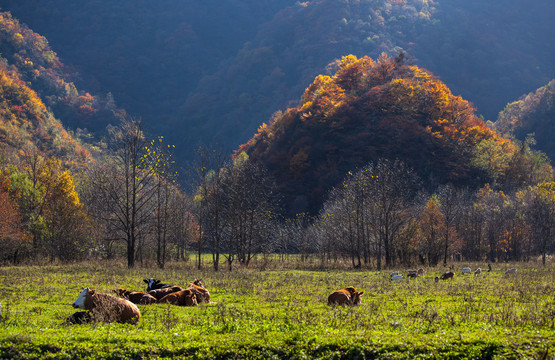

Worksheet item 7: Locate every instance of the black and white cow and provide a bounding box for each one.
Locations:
[143,278,173,292]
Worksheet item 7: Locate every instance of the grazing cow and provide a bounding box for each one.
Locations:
[188,279,211,304]
[407,272,418,278]
[417,268,424,275]
[474,268,482,276]
[148,286,184,301]
[143,278,173,292]
[72,288,140,324]
[158,289,198,306]
[505,268,517,275]
[462,267,471,275]
[113,289,157,305]
[328,287,364,306]
[440,271,455,280]
[66,311,92,324]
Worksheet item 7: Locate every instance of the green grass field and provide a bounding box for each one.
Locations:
[0,261,553,359]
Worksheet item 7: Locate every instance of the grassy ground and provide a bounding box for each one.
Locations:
[0,260,553,359]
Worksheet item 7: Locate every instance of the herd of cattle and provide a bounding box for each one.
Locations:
[67,266,517,325]
[68,278,210,324]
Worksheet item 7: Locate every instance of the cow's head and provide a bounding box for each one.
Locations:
[143,278,160,291]
[351,291,364,305]
[113,288,128,297]
[73,287,91,309]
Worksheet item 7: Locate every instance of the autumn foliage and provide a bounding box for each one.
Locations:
[0,63,91,167]
[237,54,549,215]
[0,11,121,134]
[494,79,555,161]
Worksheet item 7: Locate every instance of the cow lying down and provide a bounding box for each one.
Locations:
[187,279,211,304]
[113,289,157,305]
[72,287,141,324]
[328,286,364,306]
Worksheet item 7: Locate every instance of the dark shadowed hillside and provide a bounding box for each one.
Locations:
[494,80,555,161]
[0,12,121,139]
[413,0,554,121]
[237,55,551,215]
[0,0,552,163]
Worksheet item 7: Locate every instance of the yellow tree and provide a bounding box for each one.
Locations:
[417,196,446,266]
[37,157,90,262]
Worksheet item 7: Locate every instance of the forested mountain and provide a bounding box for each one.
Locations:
[0,13,93,167]
[0,0,298,146]
[0,61,90,167]
[494,80,555,161]
[0,0,552,162]
[237,55,552,215]
[0,12,120,146]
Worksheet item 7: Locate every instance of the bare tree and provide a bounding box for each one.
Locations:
[167,191,195,262]
[189,145,228,270]
[437,184,463,265]
[144,136,178,269]
[87,117,156,267]
[475,185,509,263]
[366,159,419,269]
[217,155,276,270]
[519,182,555,265]
[314,158,419,269]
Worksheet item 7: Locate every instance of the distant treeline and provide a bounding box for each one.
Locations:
[4,126,553,269]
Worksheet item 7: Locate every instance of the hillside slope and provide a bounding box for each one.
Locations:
[0,63,90,167]
[237,55,546,215]
[1,0,551,162]
[0,12,120,135]
[0,12,94,167]
[494,79,555,161]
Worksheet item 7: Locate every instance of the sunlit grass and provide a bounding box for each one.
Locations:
[0,261,553,359]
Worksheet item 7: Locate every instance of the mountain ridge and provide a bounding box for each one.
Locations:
[237,54,552,215]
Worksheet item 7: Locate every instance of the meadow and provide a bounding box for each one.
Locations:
[0,259,553,359]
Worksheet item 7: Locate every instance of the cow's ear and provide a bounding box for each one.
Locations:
[358,291,364,296]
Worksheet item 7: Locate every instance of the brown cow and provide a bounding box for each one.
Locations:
[328,287,364,306]
[148,286,184,301]
[187,279,211,304]
[440,271,455,280]
[158,289,197,306]
[113,289,157,305]
[72,287,140,324]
